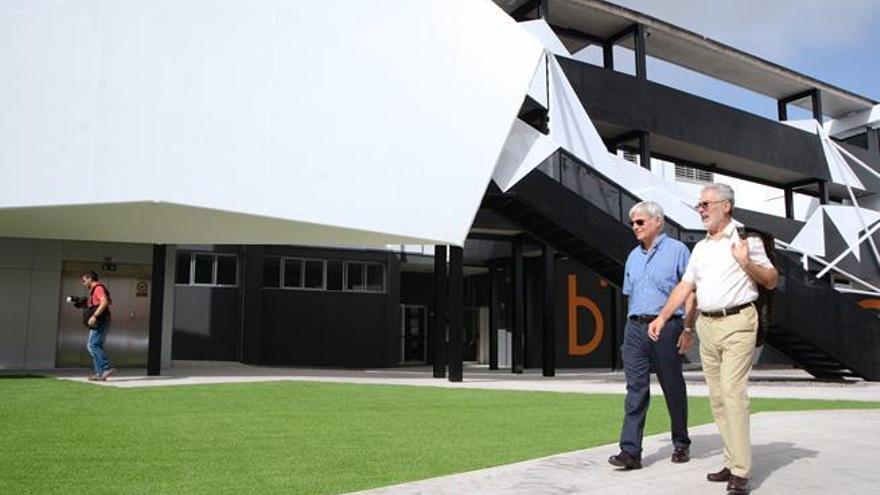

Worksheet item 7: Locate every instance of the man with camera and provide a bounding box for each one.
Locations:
[80,271,115,381]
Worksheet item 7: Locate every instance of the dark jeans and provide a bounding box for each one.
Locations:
[619,318,690,457]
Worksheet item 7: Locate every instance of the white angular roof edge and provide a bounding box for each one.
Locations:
[0,0,543,247]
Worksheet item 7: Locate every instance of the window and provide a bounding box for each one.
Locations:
[263,256,385,293]
[175,252,238,287]
[347,262,365,291]
[304,260,325,289]
[283,259,303,288]
[674,164,713,183]
[366,263,385,292]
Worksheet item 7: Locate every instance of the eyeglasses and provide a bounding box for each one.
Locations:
[694,200,726,210]
[629,219,646,227]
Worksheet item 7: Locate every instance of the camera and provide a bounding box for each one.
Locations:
[66,296,88,308]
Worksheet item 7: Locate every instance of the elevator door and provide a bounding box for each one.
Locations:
[56,262,152,368]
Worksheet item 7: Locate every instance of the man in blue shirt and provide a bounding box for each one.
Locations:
[609,201,696,470]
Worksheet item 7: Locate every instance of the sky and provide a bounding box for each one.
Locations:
[575,0,880,120]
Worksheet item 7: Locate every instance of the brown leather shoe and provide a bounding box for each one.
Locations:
[726,474,750,494]
[608,451,642,470]
[707,467,731,482]
[671,448,690,463]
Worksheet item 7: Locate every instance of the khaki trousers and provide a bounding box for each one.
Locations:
[696,304,757,479]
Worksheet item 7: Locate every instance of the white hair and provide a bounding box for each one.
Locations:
[702,183,735,209]
[628,201,664,222]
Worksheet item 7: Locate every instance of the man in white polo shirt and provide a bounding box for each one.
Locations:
[648,183,777,495]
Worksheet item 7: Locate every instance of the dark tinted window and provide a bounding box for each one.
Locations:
[366,264,384,292]
[304,260,324,289]
[194,254,214,284]
[346,262,365,291]
[283,259,302,288]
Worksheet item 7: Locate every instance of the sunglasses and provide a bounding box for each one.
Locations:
[694,200,726,210]
[629,219,646,227]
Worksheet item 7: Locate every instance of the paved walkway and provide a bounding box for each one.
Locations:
[47,361,880,402]
[349,409,880,495]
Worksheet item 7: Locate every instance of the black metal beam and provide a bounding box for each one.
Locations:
[512,237,525,374]
[638,130,651,169]
[448,246,464,383]
[549,24,606,46]
[606,24,637,46]
[147,244,166,376]
[868,128,880,154]
[239,246,264,364]
[603,42,614,69]
[634,24,647,80]
[817,180,829,205]
[811,90,823,122]
[542,244,555,377]
[606,130,643,148]
[432,245,447,378]
[779,89,818,106]
[777,99,788,121]
[784,188,795,219]
[489,268,499,370]
[632,147,791,190]
[511,0,541,21]
[538,0,550,20]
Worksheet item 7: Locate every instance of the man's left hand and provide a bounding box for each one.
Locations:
[677,330,694,354]
[731,239,750,267]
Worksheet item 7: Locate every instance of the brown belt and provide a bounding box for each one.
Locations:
[700,302,754,318]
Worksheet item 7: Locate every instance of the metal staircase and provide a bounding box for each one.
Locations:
[486,150,880,381]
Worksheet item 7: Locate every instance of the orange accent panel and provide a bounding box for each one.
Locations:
[858,299,880,310]
[568,274,604,356]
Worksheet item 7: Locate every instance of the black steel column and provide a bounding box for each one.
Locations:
[147,244,166,376]
[784,188,795,219]
[541,244,555,377]
[811,90,823,122]
[818,181,829,205]
[448,246,464,382]
[432,245,448,378]
[638,131,651,170]
[603,42,614,69]
[538,0,550,19]
[777,100,788,121]
[489,268,499,370]
[634,24,647,80]
[512,238,525,374]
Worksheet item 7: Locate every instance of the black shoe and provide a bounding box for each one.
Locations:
[726,474,750,494]
[707,467,731,482]
[608,451,642,470]
[671,447,690,463]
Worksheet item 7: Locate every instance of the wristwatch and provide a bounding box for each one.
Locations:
[684,327,694,334]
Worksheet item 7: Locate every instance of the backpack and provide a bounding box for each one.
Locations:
[736,227,776,347]
[83,283,113,327]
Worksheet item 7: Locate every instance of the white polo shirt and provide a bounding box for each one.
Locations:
[682,220,772,312]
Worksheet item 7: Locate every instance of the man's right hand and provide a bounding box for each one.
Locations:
[648,316,666,341]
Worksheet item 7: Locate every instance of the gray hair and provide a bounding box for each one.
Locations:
[702,183,735,210]
[628,201,665,222]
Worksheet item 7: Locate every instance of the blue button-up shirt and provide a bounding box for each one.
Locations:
[622,233,690,317]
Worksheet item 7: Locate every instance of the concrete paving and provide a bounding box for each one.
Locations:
[349,409,880,495]
[45,361,880,402]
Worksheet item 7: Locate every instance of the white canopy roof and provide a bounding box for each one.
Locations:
[0,0,542,246]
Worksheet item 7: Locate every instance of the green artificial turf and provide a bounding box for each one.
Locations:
[0,377,877,494]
